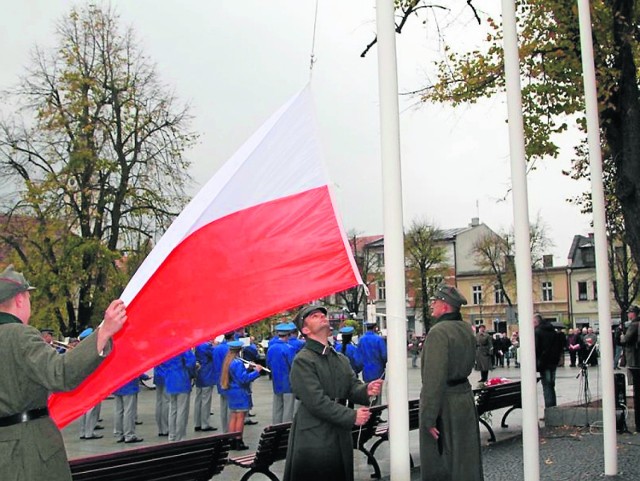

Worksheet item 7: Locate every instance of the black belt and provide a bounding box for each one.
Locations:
[332,398,347,406]
[0,407,49,427]
[447,378,468,387]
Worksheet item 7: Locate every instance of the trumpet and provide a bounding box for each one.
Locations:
[52,340,73,351]
[238,357,271,373]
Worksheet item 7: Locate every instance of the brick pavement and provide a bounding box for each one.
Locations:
[61,357,640,480]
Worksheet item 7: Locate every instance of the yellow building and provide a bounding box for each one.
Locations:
[457,265,569,336]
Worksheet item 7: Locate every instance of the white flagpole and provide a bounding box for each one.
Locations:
[375,1,411,479]
[500,2,540,481]
[576,0,617,474]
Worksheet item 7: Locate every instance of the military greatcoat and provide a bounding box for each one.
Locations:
[0,313,109,481]
[283,338,370,481]
[419,311,484,481]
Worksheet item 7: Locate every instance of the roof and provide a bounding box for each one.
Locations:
[567,234,596,268]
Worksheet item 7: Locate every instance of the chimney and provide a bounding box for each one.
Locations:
[470,217,480,227]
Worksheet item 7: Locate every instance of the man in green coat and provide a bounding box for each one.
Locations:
[283,305,383,481]
[420,284,484,481]
[0,265,127,481]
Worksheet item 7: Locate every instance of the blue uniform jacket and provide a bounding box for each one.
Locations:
[113,373,149,396]
[358,331,387,381]
[334,342,363,375]
[153,362,167,387]
[224,358,261,410]
[213,341,230,394]
[164,350,196,395]
[266,338,295,394]
[195,342,216,388]
[288,337,305,354]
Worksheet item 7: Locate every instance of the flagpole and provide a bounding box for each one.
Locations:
[576,0,617,474]
[375,1,411,479]
[501,2,540,481]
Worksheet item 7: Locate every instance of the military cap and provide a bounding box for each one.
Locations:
[339,326,355,335]
[40,328,55,335]
[228,340,244,351]
[79,327,94,340]
[294,305,327,331]
[365,320,377,328]
[431,283,468,310]
[630,305,640,316]
[0,265,36,303]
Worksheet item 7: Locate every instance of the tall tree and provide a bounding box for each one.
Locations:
[472,218,552,309]
[404,220,446,333]
[336,231,378,319]
[394,1,640,271]
[0,5,196,334]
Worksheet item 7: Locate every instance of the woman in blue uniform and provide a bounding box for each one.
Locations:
[220,340,263,450]
[335,326,363,376]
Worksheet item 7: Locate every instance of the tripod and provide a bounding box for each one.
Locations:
[575,343,598,425]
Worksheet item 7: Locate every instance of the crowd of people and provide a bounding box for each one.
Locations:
[6,260,640,481]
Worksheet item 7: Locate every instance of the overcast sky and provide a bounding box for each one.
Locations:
[1,1,593,264]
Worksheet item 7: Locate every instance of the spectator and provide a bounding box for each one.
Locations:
[475,325,493,384]
[357,320,387,405]
[534,314,564,408]
[567,328,582,367]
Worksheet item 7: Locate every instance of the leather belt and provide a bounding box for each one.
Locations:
[447,378,468,387]
[0,407,49,427]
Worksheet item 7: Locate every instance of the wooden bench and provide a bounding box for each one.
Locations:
[473,380,524,442]
[367,399,418,477]
[351,404,388,479]
[228,422,291,481]
[229,404,387,481]
[69,432,233,481]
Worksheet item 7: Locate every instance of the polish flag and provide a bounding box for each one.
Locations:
[49,86,363,428]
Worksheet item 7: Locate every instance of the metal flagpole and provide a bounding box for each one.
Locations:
[375,1,411,479]
[576,0,617,474]
[500,2,540,481]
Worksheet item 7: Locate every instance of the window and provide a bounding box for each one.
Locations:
[472,285,482,305]
[494,284,505,304]
[542,281,553,301]
[577,281,588,301]
[376,253,385,268]
[377,280,386,300]
[592,281,598,300]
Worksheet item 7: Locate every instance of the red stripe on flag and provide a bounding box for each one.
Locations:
[49,186,359,427]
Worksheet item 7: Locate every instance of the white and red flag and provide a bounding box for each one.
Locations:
[49,86,363,427]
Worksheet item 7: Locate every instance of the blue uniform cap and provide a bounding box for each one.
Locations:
[79,327,93,340]
[227,340,244,350]
[339,326,355,334]
[275,323,292,333]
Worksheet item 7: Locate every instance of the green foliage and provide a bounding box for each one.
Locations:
[0,4,196,334]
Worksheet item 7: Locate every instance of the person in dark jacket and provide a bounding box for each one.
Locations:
[0,265,126,481]
[621,305,640,430]
[475,324,493,383]
[567,328,582,367]
[420,283,483,481]
[283,305,382,481]
[534,314,564,408]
